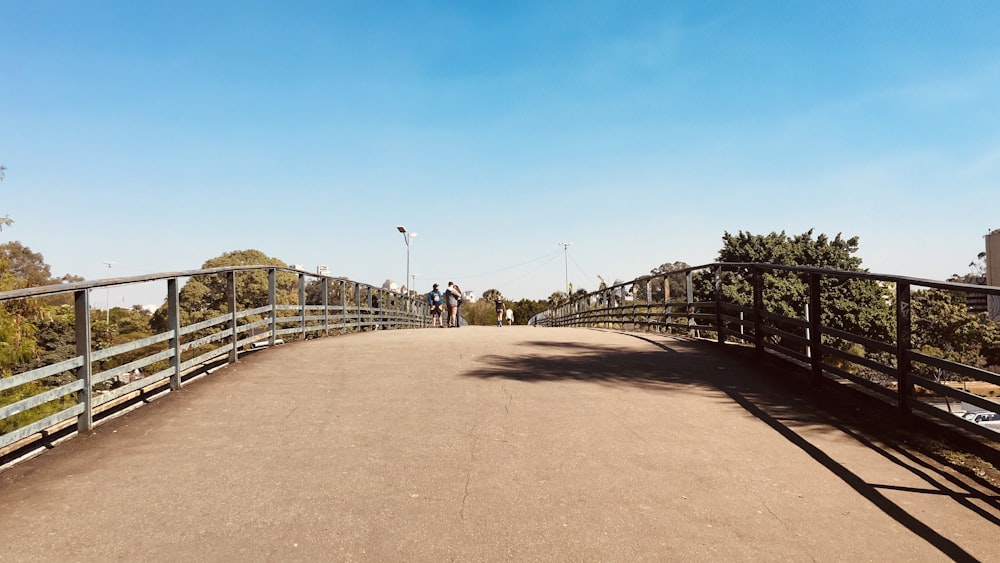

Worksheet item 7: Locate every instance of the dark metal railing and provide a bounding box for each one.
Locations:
[535,263,1000,443]
[0,266,426,461]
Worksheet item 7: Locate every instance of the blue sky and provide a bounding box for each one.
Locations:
[3,1,999,306]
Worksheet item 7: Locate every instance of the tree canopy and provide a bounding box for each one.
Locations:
[150,249,297,332]
[912,288,1000,377]
[706,229,895,342]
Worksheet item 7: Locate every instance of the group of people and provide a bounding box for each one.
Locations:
[493,294,514,327]
[428,281,464,328]
[426,283,514,327]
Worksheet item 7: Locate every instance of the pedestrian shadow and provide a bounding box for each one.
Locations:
[463,332,1000,561]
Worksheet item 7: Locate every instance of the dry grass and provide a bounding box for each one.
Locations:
[945,380,1000,398]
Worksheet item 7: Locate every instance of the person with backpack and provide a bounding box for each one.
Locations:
[494,294,505,327]
[428,283,444,327]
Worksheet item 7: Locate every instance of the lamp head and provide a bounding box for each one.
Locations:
[397,225,406,233]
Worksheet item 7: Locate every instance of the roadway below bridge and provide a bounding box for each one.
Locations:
[1,326,998,561]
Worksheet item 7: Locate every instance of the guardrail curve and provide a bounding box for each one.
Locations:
[533,262,1000,445]
[1,266,426,465]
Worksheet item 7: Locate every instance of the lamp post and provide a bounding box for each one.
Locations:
[559,242,572,295]
[396,226,416,296]
[102,261,115,325]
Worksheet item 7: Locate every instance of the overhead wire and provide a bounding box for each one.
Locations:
[418,249,564,285]
[568,251,597,291]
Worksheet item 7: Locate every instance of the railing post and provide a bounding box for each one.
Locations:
[663,276,670,333]
[369,288,375,330]
[896,282,913,421]
[808,272,823,387]
[686,271,694,337]
[639,281,645,331]
[356,283,362,331]
[268,268,277,345]
[74,289,93,433]
[168,278,181,390]
[298,273,306,340]
[340,279,347,332]
[752,267,763,355]
[322,278,329,336]
[228,271,238,363]
[714,266,724,344]
[619,286,625,330]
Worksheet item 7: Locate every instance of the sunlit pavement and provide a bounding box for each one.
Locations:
[1,326,997,561]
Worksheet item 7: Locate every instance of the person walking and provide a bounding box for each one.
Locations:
[428,283,444,327]
[446,281,463,328]
[494,294,505,327]
[505,307,514,326]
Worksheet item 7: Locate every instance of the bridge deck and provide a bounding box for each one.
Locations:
[1,327,997,561]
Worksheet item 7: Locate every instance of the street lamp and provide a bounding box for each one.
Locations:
[559,242,572,295]
[102,261,115,324]
[396,226,416,295]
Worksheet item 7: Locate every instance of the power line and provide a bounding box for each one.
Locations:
[568,251,596,291]
[424,249,564,281]
[492,251,564,289]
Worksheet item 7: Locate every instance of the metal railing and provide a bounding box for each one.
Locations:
[0,266,427,462]
[535,263,1000,443]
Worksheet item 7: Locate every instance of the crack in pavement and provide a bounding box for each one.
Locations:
[460,421,478,522]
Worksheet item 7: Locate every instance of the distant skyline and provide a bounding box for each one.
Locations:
[3,1,999,306]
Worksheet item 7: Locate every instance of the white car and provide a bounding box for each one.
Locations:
[960,411,993,421]
[962,411,1000,430]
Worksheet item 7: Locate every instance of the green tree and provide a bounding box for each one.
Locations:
[510,298,547,326]
[694,230,895,363]
[150,249,296,332]
[547,291,569,309]
[649,261,692,301]
[0,242,52,286]
[1,249,77,434]
[912,288,1000,381]
[304,277,348,306]
[651,261,692,276]
[0,242,83,306]
[460,299,495,326]
[709,230,894,339]
[482,288,502,302]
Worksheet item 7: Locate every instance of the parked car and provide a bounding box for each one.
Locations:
[961,412,1000,430]
[972,412,996,423]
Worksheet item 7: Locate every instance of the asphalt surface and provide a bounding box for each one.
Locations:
[1,326,998,561]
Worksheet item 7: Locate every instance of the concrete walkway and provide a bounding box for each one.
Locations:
[1,327,998,561]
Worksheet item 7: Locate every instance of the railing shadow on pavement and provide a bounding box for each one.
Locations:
[531,262,1000,453]
[463,333,1000,562]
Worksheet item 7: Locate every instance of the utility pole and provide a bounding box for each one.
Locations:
[102,261,116,324]
[396,226,416,297]
[559,242,573,295]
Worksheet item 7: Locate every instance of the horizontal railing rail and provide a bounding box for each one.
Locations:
[534,262,1000,445]
[0,266,427,463]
